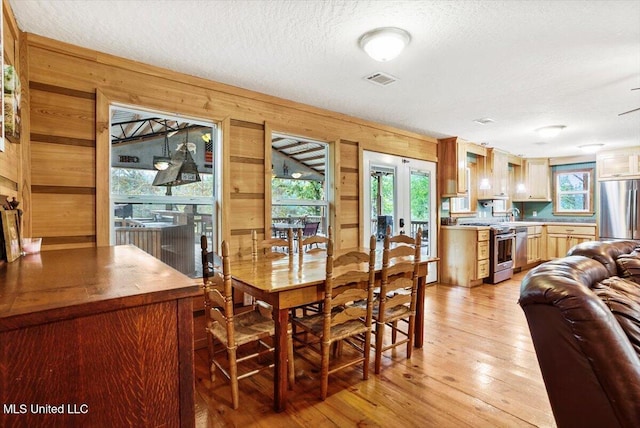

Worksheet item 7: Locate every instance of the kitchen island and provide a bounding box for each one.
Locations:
[0,245,199,427]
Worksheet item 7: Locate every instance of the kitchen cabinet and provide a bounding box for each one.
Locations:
[597,147,640,180]
[514,158,551,201]
[477,149,509,200]
[526,225,543,264]
[438,137,468,197]
[546,224,596,259]
[441,227,490,287]
[491,149,509,198]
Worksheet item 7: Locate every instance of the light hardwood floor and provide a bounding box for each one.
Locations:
[194,270,555,427]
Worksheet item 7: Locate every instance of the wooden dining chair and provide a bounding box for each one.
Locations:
[200,237,295,409]
[373,227,422,374]
[252,228,293,259]
[291,235,376,400]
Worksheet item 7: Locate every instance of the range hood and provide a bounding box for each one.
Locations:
[152,144,201,187]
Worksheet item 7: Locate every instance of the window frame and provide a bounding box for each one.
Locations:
[552,167,595,215]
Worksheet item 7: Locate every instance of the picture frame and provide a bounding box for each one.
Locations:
[0,208,21,262]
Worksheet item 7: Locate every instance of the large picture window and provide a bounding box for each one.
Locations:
[110,106,218,277]
[553,168,594,215]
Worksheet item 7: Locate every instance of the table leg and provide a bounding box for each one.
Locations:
[414,276,425,348]
[273,306,289,412]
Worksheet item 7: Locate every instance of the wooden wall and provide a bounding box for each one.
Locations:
[11,18,437,252]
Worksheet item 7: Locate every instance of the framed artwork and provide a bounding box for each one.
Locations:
[1,208,21,262]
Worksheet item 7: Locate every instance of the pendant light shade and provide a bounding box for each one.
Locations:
[153,127,201,187]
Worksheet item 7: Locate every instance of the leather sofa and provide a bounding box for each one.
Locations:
[519,240,640,428]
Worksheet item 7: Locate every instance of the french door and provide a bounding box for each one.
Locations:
[363,151,437,283]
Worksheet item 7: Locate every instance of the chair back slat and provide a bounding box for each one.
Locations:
[389,245,415,259]
[207,287,225,308]
[332,306,368,326]
[331,287,368,308]
[210,307,227,325]
[387,261,415,277]
[385,292,412,309]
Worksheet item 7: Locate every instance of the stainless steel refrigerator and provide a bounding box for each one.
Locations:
[599,180,640,240]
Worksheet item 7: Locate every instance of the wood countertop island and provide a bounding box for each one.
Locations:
[0,245,199,427]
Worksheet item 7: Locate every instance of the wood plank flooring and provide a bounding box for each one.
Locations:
[193,270,556,427]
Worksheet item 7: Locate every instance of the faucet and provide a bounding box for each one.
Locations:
[506,207,520,221]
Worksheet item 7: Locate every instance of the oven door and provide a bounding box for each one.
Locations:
[495,232,515,270]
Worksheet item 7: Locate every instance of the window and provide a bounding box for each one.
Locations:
[271,134,328,236]
[553,168,594,214]
[110,106,218,278]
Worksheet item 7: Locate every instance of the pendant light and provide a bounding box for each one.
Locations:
[152,125,201,188]
[153,120,172,171]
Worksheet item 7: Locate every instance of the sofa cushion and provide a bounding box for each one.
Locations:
[616,250,640,284]
[592,276,640,356]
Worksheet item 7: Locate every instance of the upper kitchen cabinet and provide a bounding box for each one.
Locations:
[597,147,640,180]
[491,149,509,199]
[438,137,468,197]
[513,158,551,201]
[477,148,510,200]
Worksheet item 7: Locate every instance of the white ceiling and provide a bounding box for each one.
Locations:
[8,0,640,158]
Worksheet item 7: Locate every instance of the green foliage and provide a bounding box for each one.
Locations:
[271,178,325,218]
[111,168,213,197]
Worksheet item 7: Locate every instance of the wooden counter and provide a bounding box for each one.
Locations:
[0,245,199,427]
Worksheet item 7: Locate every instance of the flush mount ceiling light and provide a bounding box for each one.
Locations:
[579,143,605,153]
[359,27,411,62]
[535,125,566,139]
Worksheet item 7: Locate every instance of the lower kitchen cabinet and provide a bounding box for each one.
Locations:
[441,227,490,287]
[546,224,596,259]
[526,225,543,264]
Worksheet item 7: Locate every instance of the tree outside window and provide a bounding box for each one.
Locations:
[553,168,594,214]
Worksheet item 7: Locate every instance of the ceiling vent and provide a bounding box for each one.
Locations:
[364,72,397,86]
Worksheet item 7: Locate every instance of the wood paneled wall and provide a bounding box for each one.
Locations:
[14,25,437,251]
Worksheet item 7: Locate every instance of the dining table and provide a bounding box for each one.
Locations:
[230,246,437,412]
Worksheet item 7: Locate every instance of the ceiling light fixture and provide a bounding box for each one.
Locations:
[535,125,566,139]
[359,27,411,62]
[578,143,605,153]
[291,172,302,179]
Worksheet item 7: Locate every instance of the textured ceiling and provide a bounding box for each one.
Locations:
[8,0,640,158]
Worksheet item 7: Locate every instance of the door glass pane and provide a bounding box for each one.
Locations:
[410,170,430,248]
[370,166,395,239]
[110,106,217,278]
